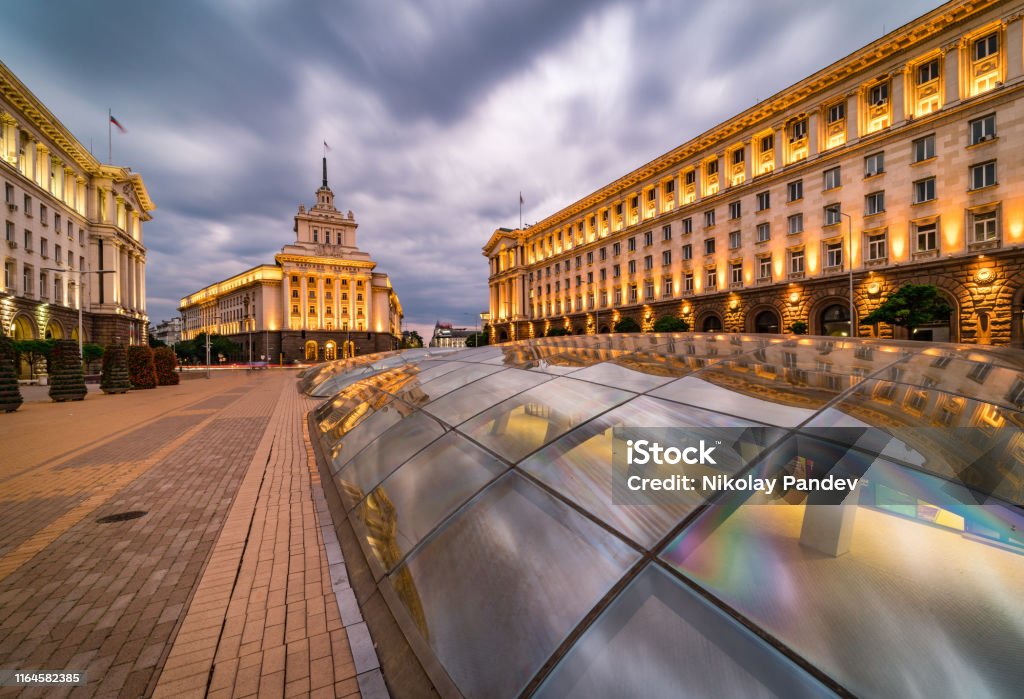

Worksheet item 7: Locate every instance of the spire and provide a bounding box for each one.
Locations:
[322,156,328,188]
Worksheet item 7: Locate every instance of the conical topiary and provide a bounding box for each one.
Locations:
[48,340,87,402]
[100,343,131,394]
[153,347,180,386]
[0,335,23,412]
[127,345,157,389]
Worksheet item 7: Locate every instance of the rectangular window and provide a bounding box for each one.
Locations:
[728,201,741,219]
[662,224,672,241]
[587,251,594,264]
[704,210,716,227]
[682,218,693,234]
[823,166,841,190]
[575,255,582,269]
[705,268,718,290]
[756,191,770,211]
[643,230,653,246]
[826,241,843,268]
[3,183,12,204]
[974,32,998,60]
[761,134,774,152]
[644,255,653,271]
[970,161,997,189]
[827,102,845,123]
[790,119,807,140]
[628,260,637,274]
[915,221,938,252]
[787,179,803,202]
[612,242,621,256]
[730,262,743,285]
[728,231,741,249]
[665,180,675,195]
[704,238,716,255]
[629,284,638,303]
[614,288,622,305]
[4,220,11,241]
[601,290,608,306]
[684,170,696,186]
[682,244,693,260]
[865,191,885,215]
[913,177,936,204]
[787,213,804,235]
[644,281,655,300]
[599,247,607,261]
[731,149,744,165]
[684,272,694,292]
[662,250,672,266]
[789,249,805,275]
[917,58,940,84]
[868,82,889,106]
[706,160,718,176]
[758,256,772,280]
[972,210,998,242]
[864,152,885,177]
[663,278,673,296]
[969,114,996,145]
[628,237,637,252]
[867,231,888,260]
[824,203,842,226]
[755,222,770,242]
[913,135,935,162]
[599,268,607,281]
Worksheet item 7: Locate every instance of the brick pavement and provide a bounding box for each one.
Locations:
[0,372,365,699]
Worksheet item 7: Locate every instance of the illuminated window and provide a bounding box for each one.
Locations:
[824,203,842,226]
[663,278,673,297]
[789,248,804,275]
[684,272,694,292]
[730,262,743,285]
[827,102,845,124]
[914,221,938,252]
[825,241,843,268]
[644,281,655,300]
[629,284,638,303]
[705,267,718,290]
[970,209,998,243]
[969,31,1001,95]
[912,57,942,115]
[866,231,888,261]
[757,255,772,280]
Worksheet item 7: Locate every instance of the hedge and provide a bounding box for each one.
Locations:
[0,335,23,412]
[48,340,87,402]
[153,347,180,386]
[101,344,131,394]
[127,345,158,389]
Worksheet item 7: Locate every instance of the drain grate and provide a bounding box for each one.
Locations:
[96,510,148,524]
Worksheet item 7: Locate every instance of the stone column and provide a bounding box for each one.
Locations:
[743,141,752,182]
[282,274,291,330]
[1006,14,1023,82]
[300,275,308,329]
[317,276,325,328]
[943,41,961,106]
[846,92,859,142]
[347,278,355,331]
[774,126,785,171]
[807,112,819,158]
[891,68,906,125]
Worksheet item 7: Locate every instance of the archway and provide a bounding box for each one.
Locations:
[11,315,37,379]
[752,309,781,334]
[324,341,337,361]
[574,326,586,335]
[700,314,723,332]
[498,329,509,342]
[820,303,852,337]
[304,340,318,361]
[598,325,610,334]
[342,340,355,359]
[45,320,64,340]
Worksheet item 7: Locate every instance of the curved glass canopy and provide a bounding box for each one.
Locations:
[309,333,1024,698]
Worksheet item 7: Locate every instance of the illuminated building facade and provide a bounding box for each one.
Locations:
[179,160,402,362]
[1,60,155,369]
[429,321,474,348]
[485,0,1024,347]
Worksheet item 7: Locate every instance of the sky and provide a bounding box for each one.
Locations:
[0,0,943,339]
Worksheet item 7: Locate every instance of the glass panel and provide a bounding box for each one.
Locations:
[423,368,552,426]
[568,360,676,393]
[650,374,817,427]
[390,473,638,699]
[336,411,447,508]
[662,437,1024,698]
[328,397,417,471]
[536,564,830,699]
[355,432,506,572]
[391,362,504,407]
[315,384,389,446]
[521,396,779,547]
[458,377,634,462]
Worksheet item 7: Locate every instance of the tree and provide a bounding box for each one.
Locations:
[48,340,87,402]
[148,333,167,348]
[652,316,690,332]
[465,325,491,347]
[402,330,424,349]
[545,327,569,337]
[12,339,53,380]
[83,343,105,374]
[614,317,642,333]
[862,284,951,337]
[174,333,239,363]
[0,335,23,412]
[789,321,809,335]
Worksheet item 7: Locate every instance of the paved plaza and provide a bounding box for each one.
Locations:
[0,372,377,698]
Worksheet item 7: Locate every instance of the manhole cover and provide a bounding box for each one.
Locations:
[96,511,148,524]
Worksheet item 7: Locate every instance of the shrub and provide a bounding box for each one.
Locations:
[101,344,131,394]
[153,347,180,386]
[48,340,87,402]
[614,317,642,333]
[790,321,809,335]
[652,316,690,332]
[127,345,158,389]
[0,335,23,413]
[545,327,569,337]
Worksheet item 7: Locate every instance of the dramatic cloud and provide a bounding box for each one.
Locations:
[0,0,941,337]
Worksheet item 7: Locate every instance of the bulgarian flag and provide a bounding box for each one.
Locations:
[110,114,126,133]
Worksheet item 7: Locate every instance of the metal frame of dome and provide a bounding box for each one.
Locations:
[307,333,1024,698]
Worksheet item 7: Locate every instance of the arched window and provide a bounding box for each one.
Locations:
[820,304,851,337]
[304,340,318,361]
[753,309,780,334]
[324,341,337,361]
[701,315,723,332]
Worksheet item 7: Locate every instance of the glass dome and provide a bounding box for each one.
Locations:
[308,333,1024,698]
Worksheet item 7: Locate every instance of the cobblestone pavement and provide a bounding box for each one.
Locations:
[0,372,361,698]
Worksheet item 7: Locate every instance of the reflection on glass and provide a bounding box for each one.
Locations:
[390,473,638,699]
[328,398,416,471]
[355,433,506,572]
[568,360,677,393]
[662,448,1024,698]
[536,564,830,698]
[521,396,777,547]
[391,362,504,408]
[336,411,447,509]
[423,368,553,426]
[651,375,817,427]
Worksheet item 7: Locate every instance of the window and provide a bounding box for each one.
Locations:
[664,180,675,195]
[970,161,997,189]
[4,220,12,242]
[917,59,940,84]
[789,249,805,275]
[599,268,607,281]
[915,221,938,252]
[587,251,594,264]
[682,244,692,260]
[23,194,31,215]
[787,213,804,235]
[24,230,32,251]
[756,191,770,211]
[704,210,716,227]
[758,256,772,280]
[684,171,696,186]
[629,284,638,303]
[600,290,608,306]
[705,267,718,290]
[662,224,672,242]
[823,166,841,190]
[643,255,653,271]
[865,152,884,177]
[644,281,655,300]
[704,238,716,255]
[867,231,888,261]
[646,189,656,203]
[971,210,998,242]
[628,260,637,274]
[706,160,718,176]
[662,250,672,266]
[728,201,741,219]
[824,204,842,226]
[684,272,694,292]
[614,288,622,305]
[760,134,774,152]
[575,255,582,269]
[865,191,885,215]
[787,180,803,202]
[826,102,845,123]
[730,262,743,285]
[731,149,744,165]
[728,231,741,249]
[826,241,843,268]
[913,135,935,162]
[312,229,318,242]
[612,242,621,256]
[40,204,47,223]
[643,230,653,246]
[790,119,807,140]
[663,278,673,297]
[628,237,637,252]
[682,218,693,234]
[969,114,996,145]
[756,222,770,242]
[913,177,936,204]
[600,247,607,261]
[868,82,889,106]
[974,32,998,60]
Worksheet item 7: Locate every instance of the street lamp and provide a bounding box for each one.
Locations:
[205,313,221,379]
[839,212,856,338]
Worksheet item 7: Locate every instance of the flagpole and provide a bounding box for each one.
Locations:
[108,108,112,164]
[519,192,522,230]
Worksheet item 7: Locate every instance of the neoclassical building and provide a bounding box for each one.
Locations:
[179,160,402,362]
[1,60,154,367]
[485,0,1024,347]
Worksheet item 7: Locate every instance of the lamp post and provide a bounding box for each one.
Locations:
[479,312,491,344]
[205,313,221,379]
[839,212,856,338]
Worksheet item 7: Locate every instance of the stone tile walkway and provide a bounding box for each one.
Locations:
[0,372,365,699]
